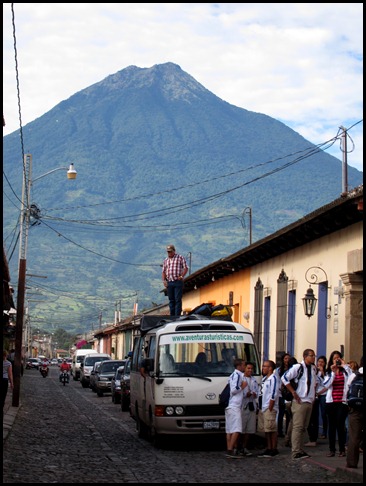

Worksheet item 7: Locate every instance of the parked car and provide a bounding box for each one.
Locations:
[80,353,111,388]
[120,357,131,412]
[25,358,41,370]
[111,364,126,404]
[89,361,103,392]
[95,359,126,397]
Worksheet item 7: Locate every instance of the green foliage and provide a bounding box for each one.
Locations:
[52,328,76,352]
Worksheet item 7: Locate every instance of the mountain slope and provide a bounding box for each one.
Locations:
[3,62,362,334]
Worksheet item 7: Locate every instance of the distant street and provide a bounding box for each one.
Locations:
[3,367,358,483]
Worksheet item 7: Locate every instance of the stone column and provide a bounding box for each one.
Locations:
[340,272,363,361]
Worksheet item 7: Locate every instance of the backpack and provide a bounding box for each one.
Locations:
[219,383,230,408]
[188,303,214,316]
[347,372,363,410]
[281,365,304,401]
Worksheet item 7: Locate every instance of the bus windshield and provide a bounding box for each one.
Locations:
[157,335,260,377]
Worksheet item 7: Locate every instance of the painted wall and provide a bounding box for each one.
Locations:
[182,222,362,364]
[250,222,362,363]
[183,269,251,324]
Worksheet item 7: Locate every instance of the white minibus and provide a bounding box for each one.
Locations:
[129,315,260,445]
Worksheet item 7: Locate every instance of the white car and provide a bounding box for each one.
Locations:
[25,358,42,370]
[51,358,58,366]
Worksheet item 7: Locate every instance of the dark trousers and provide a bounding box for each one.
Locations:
[307,398,319,442]
[318,394,328,437]
[346,408,363,467]
[1,378,9,409]
[277,397,286,435]
[167,280,184,316]
[326,402,348,453]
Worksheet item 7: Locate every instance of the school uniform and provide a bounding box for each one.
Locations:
[258,372,279,433]
[241,375,259,434]
[225,369,245,434]
[281,362,318,459]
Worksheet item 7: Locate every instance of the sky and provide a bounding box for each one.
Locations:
[3,3,363,172]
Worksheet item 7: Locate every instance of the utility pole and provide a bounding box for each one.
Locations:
[340,126,348,196]
[187,252,192,275]
[12,155,76,406]
[13,154,32,406]
[241,207,252,245]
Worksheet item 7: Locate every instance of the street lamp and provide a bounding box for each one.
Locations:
[302,287,317,318]
[13,153,77,406]
[302,266,331,320]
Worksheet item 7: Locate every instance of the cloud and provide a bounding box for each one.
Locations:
[3,3,363,171]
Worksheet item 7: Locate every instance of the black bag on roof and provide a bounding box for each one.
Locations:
[188,303,213,316]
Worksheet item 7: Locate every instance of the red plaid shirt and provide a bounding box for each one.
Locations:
[163,254,188,281]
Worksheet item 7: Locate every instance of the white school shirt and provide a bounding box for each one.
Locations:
[242,375,259,409]
[227,369,245,409]
[261,372,280,413]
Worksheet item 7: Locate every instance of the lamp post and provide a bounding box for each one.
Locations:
[12,154,77,406]
[302,266,331,319]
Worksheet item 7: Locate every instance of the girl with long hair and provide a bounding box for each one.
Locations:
[320,350,351,457]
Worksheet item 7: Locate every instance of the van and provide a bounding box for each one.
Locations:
[71,349,98,381]
[129,315,260,446]
[80,353,111,388]
[94,359,127,397]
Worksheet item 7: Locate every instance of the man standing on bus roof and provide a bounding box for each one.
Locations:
[162,244,188,316]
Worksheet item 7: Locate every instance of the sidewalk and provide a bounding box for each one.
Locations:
[3,389,21,443]
[256,431,363,482]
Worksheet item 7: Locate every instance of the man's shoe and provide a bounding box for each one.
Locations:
[258,449,272,458]
[304,442,317,447]
[243,448,253,457]
[270,449,279,456]
[293,452,310,460]
[225,450,242,459]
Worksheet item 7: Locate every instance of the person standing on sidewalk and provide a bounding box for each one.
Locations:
[283,356,299,447]
[281,349,318,460]
[162,244,188,317]
[238,361,259,456]
[2,350,14,413]
[316,355,328,439]
[346,356,363,469]
[257,360,280,457]
[320,350,351,458]
[276,352,291,438]
[225,358,247,458]
[305,355,329,446]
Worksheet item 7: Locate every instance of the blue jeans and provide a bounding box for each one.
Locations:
[167,280,183,316]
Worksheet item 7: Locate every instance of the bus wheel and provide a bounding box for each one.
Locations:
[135,410,148,439]
[149,425,163,448]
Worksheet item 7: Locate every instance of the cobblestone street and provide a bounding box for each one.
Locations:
[3,367,362,483]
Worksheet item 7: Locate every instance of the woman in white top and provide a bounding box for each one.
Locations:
[2,350,14,412]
